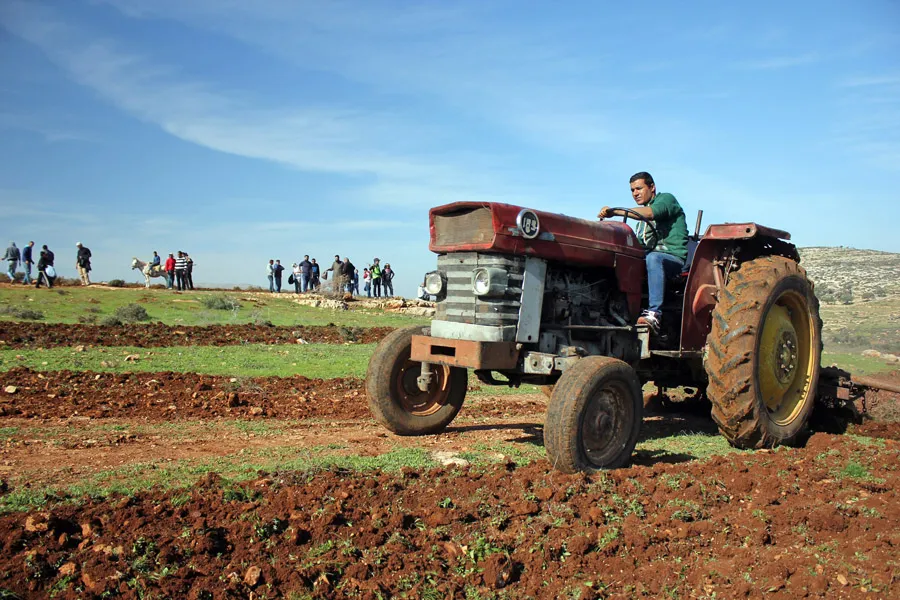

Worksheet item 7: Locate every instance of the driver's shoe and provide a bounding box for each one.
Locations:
[637,310,661,333]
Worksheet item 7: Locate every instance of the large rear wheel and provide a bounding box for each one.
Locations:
[366,326,467,435]
[705,255,822,447]
[544,357,643,473]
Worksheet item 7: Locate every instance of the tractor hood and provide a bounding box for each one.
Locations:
[428,202,645,266]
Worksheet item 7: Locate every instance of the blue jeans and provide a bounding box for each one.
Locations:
[267,275,274,292]
[6,261,16,282]
[300,273,310,292]
[646,252,685,315]
[23,262,32,284]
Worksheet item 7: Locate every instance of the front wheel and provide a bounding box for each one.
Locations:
[544,357,643,473]
[366,326,467,435]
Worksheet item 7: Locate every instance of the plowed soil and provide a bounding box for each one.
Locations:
[0,367,368,420]
[0,368,549,422]
[0,323,394,348]
[0,369,898,598]
[1,432,898,599]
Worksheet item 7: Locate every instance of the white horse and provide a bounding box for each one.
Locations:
[131,257,167,288]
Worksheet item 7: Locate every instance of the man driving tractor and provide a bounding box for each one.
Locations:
[598,171,689,331]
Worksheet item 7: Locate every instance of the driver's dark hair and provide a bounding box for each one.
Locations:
[629,171,654,186]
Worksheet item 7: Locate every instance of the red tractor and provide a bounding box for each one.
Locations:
[366,202,822,473]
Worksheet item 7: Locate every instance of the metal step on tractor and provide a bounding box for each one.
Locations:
[366,201,886,473]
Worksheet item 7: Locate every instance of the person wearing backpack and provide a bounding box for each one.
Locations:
[75,242,92,286]
[370,257,383,298]
[35,245,55,289]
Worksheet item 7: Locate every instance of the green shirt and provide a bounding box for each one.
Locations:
[635,192,688,260]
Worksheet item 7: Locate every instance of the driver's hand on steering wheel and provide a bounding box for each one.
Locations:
[598,206,614,220]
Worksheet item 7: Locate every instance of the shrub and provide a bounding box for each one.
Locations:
[249,310,273,327]
[200,295,241,311]
[77,314,98,324]
[100,315,123,326]
[113,304,151,323]
[108,279,126,288]
[0,306,45,320]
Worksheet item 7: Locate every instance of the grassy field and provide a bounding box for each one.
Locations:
[0,286,429,328]
[0,343,375,379]
[819,295,900,355]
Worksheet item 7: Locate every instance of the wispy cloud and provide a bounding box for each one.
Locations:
[94,0,622,153]
[1,1,540,209]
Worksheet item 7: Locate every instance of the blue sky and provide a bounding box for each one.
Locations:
[1,1,898,295]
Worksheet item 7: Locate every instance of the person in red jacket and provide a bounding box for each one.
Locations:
[164,253,176,289]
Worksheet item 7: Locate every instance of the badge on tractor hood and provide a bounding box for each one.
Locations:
[516,209,540,240]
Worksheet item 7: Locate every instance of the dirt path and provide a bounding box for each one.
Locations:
[0,323,394,348]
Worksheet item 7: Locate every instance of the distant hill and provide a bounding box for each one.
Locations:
[798,247,900,304]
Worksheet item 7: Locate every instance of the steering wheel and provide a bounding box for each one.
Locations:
[608,207,660,249]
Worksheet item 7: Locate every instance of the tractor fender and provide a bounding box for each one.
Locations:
[679,223,799,351]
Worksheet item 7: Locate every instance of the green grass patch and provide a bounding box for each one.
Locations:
[635,431,743,461]
[467,441,546,466]
[0,445,435,513]
[0,426,20,441]
[836,460,886,484]
[0,343,375,378]
[821,351,895,375]
[0,345,549,391]
[0,286,428,328]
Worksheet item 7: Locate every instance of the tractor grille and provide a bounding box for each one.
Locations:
[435,253,524,327]
[433,207,494,247]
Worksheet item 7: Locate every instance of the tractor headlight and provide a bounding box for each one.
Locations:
[471,268,509,297]
[424,271,445,295]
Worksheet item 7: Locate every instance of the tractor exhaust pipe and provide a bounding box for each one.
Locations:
[694,210,704,238]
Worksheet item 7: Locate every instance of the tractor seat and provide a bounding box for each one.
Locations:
[667,237,700,292]
[681,236,699,274]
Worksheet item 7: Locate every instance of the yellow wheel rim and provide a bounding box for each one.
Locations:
[758,290,815,425]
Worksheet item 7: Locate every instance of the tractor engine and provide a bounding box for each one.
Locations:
[539,265,636,361]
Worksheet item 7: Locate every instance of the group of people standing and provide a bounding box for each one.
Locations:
[149,250,195,291]
[4,241,92,288]
[324,255,394,297]
[265,254,395,297]
[360,258,394,297]
[266,257,321,293]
